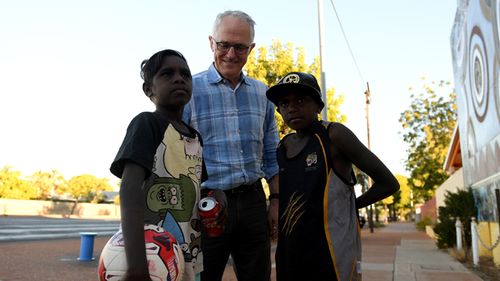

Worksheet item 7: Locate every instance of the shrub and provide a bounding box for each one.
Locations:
[416,216,433,231]
[433,188,476,249]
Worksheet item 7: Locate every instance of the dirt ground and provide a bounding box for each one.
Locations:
[463,256,500,281]
[448,247,500,281]
[0,236,273,281]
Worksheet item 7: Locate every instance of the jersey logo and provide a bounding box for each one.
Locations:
[306,152,318,166]
[281,192,306,236]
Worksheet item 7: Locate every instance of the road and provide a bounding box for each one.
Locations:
[0,215,274,281]
[0,216,120,242]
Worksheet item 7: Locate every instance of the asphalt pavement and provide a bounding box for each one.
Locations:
[0,216,119,242]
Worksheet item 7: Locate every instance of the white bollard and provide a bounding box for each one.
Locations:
[471,217,479,267]
[455,217,462,250]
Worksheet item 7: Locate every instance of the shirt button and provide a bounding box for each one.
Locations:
[240,150,243,153]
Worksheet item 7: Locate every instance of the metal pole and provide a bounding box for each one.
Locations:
[471,217,479,267]
[410,190,414,221]
[495,189,500,223]
[317,0,328,121]
[455,217,462,250]
[364,82,374,233]
[365,82,371,149]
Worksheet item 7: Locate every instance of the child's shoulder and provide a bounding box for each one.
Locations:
[278,132,294,148]
[138,111,174,121]
[133,111,155,119]
[128,111,171,128]
[322,121,358,146]
[320,121,350,133]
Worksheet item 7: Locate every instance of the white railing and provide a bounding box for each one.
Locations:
[455,217,500,267]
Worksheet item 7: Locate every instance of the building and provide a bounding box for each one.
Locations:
[450,0,500,265]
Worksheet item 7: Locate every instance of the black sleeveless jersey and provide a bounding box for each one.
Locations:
[276,121,361,281]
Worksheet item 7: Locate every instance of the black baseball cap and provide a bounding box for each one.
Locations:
[266,72,325,110]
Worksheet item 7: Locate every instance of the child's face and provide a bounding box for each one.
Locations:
[146,56,192,109]
[278,92,321,131]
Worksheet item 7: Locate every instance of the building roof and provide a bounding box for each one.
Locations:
[443,125,462,174]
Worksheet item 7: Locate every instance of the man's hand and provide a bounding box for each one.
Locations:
[266,175,279,240]
[268,198,279,240]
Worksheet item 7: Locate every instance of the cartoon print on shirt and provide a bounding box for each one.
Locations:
[188,218,202,263]
[146,124,203,260]
[189,232,202,263]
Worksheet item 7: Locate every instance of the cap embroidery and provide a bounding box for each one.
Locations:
[282,73,300,84]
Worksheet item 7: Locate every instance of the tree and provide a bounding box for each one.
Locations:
[399,79,456,202]
[29,169,66,200]
[392,174,412,220]
[64,174,114,202]
[62,174,114,215]
[245,40,346,137]
[0,165,36,199]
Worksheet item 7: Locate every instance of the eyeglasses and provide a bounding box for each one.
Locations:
[212,40,251,55]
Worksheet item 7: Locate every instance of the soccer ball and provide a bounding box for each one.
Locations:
[98,224,184,281]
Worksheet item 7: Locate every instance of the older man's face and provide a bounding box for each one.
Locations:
[210,16,255,85]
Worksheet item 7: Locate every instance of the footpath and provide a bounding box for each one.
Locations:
[362,222,482,281]
[0,222,483,281]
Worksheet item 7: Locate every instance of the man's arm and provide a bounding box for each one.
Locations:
[261,97,280,239]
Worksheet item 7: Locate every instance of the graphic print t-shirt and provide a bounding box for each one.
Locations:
[111,112,205,277]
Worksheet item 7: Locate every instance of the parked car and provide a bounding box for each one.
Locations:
[358,215,367,228]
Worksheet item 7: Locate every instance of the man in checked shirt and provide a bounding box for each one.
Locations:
[183,10,279,281]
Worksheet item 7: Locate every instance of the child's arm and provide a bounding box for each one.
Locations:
[120,162,152,281]
[329,122,399,209]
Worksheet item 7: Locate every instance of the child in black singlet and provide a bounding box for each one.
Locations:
[266,72,399,281]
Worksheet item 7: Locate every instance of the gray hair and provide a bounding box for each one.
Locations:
[212,10,255,43]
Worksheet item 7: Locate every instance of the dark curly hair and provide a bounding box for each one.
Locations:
[140,49,188,84]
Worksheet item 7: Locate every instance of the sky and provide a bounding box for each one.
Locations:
[0,0,457,186]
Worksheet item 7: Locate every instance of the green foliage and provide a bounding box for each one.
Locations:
[416,216,433,231]
[393,174,412,219]
[399,79,456,202]
[245,40,346,138]
[434,189,476,249]
[63,174,114,203]
[0,166,36,199]
[29,170,66,200]
[0,164,118,204]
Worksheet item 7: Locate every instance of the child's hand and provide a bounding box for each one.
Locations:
[210,189,228,225]
[200,189,228,236]
[123,269,152,281]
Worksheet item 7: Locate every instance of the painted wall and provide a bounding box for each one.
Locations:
[451,0,500,190]
[0,199,121,219]
[451,0,500,265]
[435,168,465,216]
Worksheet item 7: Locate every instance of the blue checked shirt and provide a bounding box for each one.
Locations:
[182,63,279,190]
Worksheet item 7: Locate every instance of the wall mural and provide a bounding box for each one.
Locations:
[451,0,500,222]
